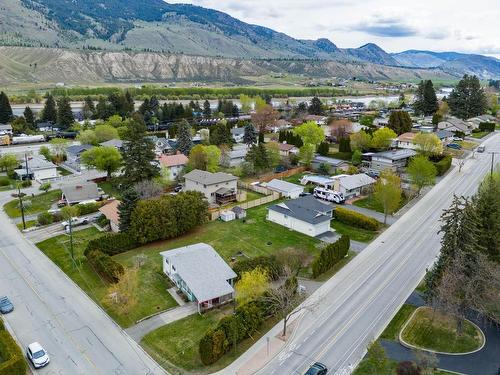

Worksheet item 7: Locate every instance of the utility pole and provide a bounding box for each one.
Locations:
[68,214,74,262]
[489,151,499,177]
[18,184,26,230]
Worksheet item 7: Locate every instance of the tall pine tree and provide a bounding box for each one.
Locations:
[448,75,488,119]
[413,80,438,116]
[23,106,35,130]
[243,123,257,146]
[56,96,75,129]
[41,94,57,123]
[176,120,193,155]
[203,100,211,118]
[121,114,159,184]
[0,91,13,124]
[118,188,139,232]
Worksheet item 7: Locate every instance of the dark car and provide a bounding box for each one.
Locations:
[0,296,14,314]
[305,362,328,375]
[446,143,462,150]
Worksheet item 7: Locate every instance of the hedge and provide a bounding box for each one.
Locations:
[433,155,452,176]
[233,256,282,281]
[86,250,124,283]
[199,301,264,365]
[0,176,9,186]
[37,212,53,226]
[0,320,28,375]
[334,207,380,231]
[311,235,350,278]
[84,232,136,256]
[76,202,101,215]
[479,122,495,132]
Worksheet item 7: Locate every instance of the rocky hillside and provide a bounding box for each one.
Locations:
[0,47,457,86]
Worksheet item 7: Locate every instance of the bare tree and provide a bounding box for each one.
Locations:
[133,180,164,199]
[413,349,438,374]
[251,104,279,135]
[275,247,312,276]
[133,253,148,268]
[329,118,353,140]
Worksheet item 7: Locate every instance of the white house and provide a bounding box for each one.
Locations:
[158,153,189,179]
[60,182,102,205]
[331,173,376,199]
[266,179,304,199]
[160,243,237,313]
[267,195,333,237]
[220,144,248,168]
[65,144,93,171]
[14,156,58,181]
[184,169,238,205]
[362,149,417,175]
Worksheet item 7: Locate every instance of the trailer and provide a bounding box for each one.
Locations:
[11,135,46,144]
[313,186,345,204]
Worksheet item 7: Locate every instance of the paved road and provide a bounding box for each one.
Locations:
[0,193,165,374]
[237,133,499,375]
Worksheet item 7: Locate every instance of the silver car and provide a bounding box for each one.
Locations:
[27,342,50,369]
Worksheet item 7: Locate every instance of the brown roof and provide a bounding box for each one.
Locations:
[158,153,189,167]
[98,200,121,226]
[276,142,297,152]
[397,132,417,142]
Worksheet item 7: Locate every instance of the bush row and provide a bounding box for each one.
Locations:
[311,235,350,278]
[0,176,10,186]
[433,155,452,176]
[233,256,282,281]
[0,320,28,375]
[199,301,265,365]
[334,207,380,231]
[479,122,495,132]
[76,202,102,215]
[84,232,136,256]
[86,250,124,283]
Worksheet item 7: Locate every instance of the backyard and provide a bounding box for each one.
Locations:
[3,189,61,218]
[36,227,177,327]
[57,166,73,176]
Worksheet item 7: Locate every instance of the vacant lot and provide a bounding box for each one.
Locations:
[4,189,61,218]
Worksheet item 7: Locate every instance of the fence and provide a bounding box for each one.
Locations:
[256,166,307,183]
[209,192,280,221]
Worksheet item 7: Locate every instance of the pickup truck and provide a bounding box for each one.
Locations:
[61,217,89,232]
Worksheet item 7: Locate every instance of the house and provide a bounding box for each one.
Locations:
[36,122,58,132]
[331,173,376,199]
[267,195,333,237]
[158,153,189,179]
[304,115,327,125]
[231,127,246,143]
[275,142,300,157]
[0,124,13,135]
[160,243,237,313]
[99,139,124,150]
[467,114,498,128]
[396,132,418,150]
[220,144,248,168]
[232,206,247,219]
[147,136,177,155]
[98,200,121,232]
[184,169,238,205]
[14,156,58,181]
[266,179,304,199]
[311,156,350,173]
[437,117,472,135]
[363,149,417,175]
[434,130,455,144]
[65,144,93,171]
[60,182,102,205]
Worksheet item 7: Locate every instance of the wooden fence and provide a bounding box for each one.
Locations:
[256,166,307,183]
[209,192,280,221]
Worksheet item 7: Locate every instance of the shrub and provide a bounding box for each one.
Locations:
[334,207,380,231]
[39,182,51,192]
[0,176,10,186]
[478,122,495,132]
[433,155,452,176]
[339,138,352,153]
[86,250,124,283]
[233,255,282,281]
[311,235,350,278]
[0,322,28,375]
[84,232,136,256]
[76,202,100,215]
[21,180,32,188]
[37,212,53,226]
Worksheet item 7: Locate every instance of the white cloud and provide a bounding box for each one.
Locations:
[167,0,500,56]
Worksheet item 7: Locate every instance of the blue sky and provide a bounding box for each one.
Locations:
[169,0,500,58]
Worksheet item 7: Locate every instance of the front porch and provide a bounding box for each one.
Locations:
[197,292,234,314]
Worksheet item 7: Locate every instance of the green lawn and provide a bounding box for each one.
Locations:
[0,178,18,191]
[142,306,281,373]
[329,151,353,160]
[284,172,308,185]
[457,140,477,150]
[380,304,417,340]
[401,307,484,353]
[353,194,408,214]
[3,189,61,218]
[16,220,37,230]
[36,227,177,328]
[331,221,378,243]
[57,166,73,176]
[98,181,122,199]
[121,204,321,275]
[470,131,490,139]
[353,358,453,375]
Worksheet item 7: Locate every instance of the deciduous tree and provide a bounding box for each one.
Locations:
[373,169,402,224]
[293,121,325,147]
[95,124,119,143]
[81,146,122,179]
[407,155,437,195]
[370,127,396,150]
[350,130,372,151]
[413,133,443,156]
[299,143,315,166]
[251,104,279,135]
[235,267,269,305]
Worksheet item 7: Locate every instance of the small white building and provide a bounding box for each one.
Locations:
[160,243,237,313]
[266,179,304,199]
[331,173,376,199]
[267,195,333,237]
[14,156,58,181]
[220,210,236,222]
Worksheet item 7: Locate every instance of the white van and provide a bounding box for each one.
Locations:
[477,144,486,153]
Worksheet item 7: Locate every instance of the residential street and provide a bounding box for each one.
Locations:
[0,180,165,374]
[221,133,500,375]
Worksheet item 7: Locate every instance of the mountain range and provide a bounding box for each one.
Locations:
[0,0,498,84]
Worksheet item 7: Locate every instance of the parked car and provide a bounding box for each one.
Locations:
[477,144,486,153]
[61,217,89,230]
[452,136,464,142]
[173,185,183,193]
[305,362,328,375]
[299,192,312,197]
[0,296,14,314]
[26,342,50,368]
[446,143,462,150]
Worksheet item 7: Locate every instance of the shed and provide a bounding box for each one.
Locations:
[232,206,247,219]
[266,179,304,199]
[220,210,236,222]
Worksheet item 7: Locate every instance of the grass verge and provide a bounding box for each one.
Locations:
[331,221,378,243]
[3,189,61,218]
[380,304,417,340]
[57,166,73,176]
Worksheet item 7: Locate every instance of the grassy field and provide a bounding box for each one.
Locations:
[401,307,484,353]
[98,181,123,199]
[57,166,73,176]
[329,151,353,161]
[16,220,37,230]
[3,189,61,218]
[142,306,280,373]
[353,194,408,214]
[36,227,177,328]
[380,304,418,340]
[353,358,453,375]
[331,220,379,243]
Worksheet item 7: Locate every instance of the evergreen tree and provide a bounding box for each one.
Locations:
[121,114,159,184]
[118,188,139,232]
[125,91,135,115]
[258,131,265,144]
[245,143,269,170]
[243,123,257,146]
[448,75,488,119]
[308,96,323,115]
[56,96,74,129]
[317,141,330,156]
[23,106,35,129]
[177,120,193,155]
[209,121,232,146]
[203,100,211,118]
[41,94,57,123]
[413,80,438,116]
[0,91,13,124]
[82,96,95,119]
[388,110,412,135]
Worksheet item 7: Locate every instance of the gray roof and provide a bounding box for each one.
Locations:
[14,156,57,176]
[232,206,245,214]
[61,182,100,203]
[184,169,238,185]
[66,144,93,155]
[228,147,248,159]
[268,195,332,225]
[435,130,454,140]
[100,139,124,148]
[0,124,12,130]
[160,243,236,302]
[312,155,349,167]
[336,173,376,190]
[231,127,245,136]
[372,149,417,161]
[266,179,304,194]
